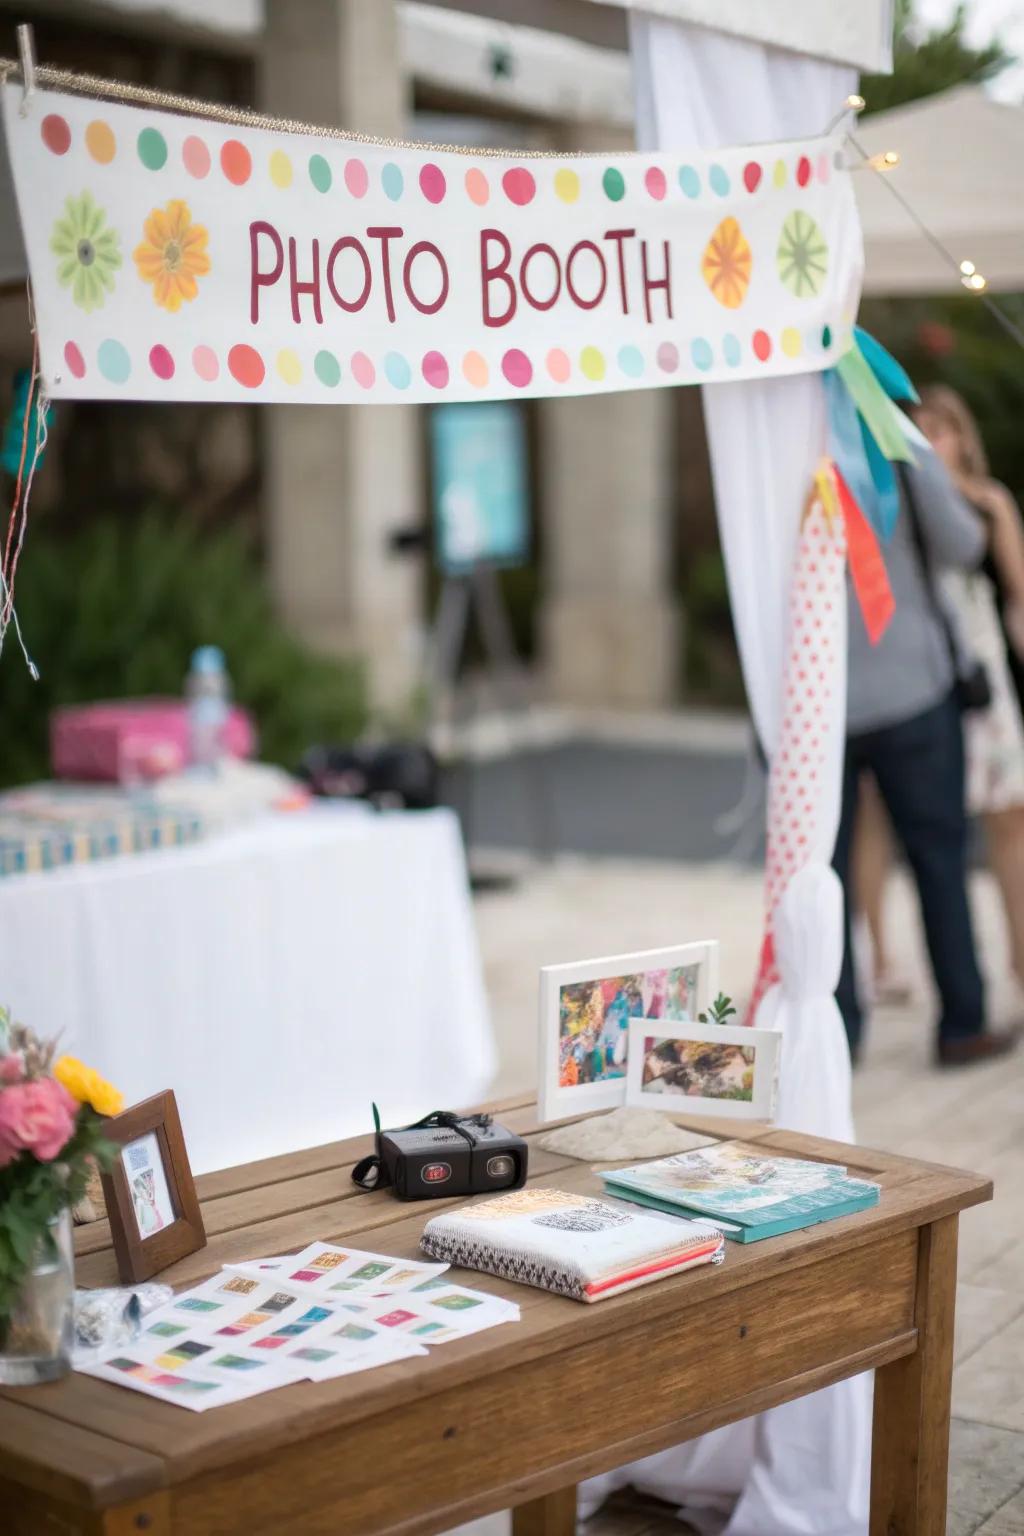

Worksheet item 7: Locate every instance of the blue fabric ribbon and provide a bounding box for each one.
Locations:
[824,328,920,541]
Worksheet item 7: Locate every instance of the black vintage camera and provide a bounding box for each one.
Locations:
[352,1108,528,1201]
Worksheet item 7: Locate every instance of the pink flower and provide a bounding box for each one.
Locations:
[0,1078,78,1166]
[0,1053,24,1083]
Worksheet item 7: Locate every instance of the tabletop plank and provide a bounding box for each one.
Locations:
[0,1397,167,1505]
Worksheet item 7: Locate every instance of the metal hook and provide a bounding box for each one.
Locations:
[17,23,37,117]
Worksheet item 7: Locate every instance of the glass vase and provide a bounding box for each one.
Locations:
[0,1207,74,1385]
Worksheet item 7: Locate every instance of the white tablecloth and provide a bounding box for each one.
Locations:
[0,805,496,1173]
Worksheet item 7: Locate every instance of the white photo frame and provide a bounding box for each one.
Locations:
[537,941,719,1123]
[624,1019,779,1122]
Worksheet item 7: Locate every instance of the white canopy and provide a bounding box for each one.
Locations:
[855,86,1024,295]
[580,0,893,72]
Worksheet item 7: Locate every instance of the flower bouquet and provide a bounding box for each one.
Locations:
[0,1006,122,1383]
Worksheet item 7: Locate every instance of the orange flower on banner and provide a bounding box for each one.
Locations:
[701,216,753,310]
[133,200,210,312]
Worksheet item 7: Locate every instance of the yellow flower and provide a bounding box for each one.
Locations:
[133,200,210,313]
[54,1055,124,1117]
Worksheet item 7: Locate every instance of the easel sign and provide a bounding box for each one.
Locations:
[430,402,529,576]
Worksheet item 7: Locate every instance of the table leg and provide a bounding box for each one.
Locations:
[513,1485,578,1536]
[870,1214,958,1536]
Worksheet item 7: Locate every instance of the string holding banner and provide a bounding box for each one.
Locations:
[1,78,864,408]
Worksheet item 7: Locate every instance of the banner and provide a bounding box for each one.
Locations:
[2,85,863,406]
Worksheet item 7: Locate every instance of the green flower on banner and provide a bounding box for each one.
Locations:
[776,210,828,298]
[50,191,122,313]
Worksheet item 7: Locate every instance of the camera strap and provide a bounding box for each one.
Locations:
[351,1106,494,1190]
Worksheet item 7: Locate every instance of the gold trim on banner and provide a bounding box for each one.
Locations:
[0,57,603,159]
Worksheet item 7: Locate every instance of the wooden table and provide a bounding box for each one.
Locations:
[1,1099,991,1536]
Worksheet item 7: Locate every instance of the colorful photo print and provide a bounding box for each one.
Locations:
[306,1252,347,1272]
[376,1309,417,1328]
[334,1323,375,1341]
[175,1296,220,1314]
[155,1341,212,1368]
[625,1020,779,1122]
[210,1354,266,1371]
[263,1291,299,1314]
[431,1294,483,1312]
[215,1310,272,1337]
[349,1261,391,1282]
[120,1131,176,1241]
[538,942,719,1121]
[147,1320,188,1338]
[219,1276,259,1296]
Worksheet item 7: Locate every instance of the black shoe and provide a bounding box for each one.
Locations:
[936,1026,1021,1068]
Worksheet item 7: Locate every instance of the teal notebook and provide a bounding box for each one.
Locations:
[600,1141,879,1243]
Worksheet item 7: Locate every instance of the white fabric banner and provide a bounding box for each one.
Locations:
[2,83,861,405]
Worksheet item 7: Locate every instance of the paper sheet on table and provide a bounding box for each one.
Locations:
[227,1242,449,1298]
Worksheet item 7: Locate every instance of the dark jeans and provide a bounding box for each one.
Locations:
[832,693,985,1058]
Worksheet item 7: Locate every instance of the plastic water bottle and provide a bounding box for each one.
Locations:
[185,645,230,773]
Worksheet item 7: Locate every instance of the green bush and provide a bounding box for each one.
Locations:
[0,512,368,787]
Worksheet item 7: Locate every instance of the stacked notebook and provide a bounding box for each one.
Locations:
[600,1142,880,1242]
[421,1187,724,1302]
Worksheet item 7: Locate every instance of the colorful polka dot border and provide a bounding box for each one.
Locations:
[38,113,840,203]
[70,325,839,392]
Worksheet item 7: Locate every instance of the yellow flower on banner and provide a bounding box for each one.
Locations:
[701,216,752,310]
[133,200,211,312]
[54,1055,124,1117]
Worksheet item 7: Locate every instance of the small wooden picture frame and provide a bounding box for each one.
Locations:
[99,1090,206,1283]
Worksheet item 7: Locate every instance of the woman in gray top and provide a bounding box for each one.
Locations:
[833,446,1020,1066]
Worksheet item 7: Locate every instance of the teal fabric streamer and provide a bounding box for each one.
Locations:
[854,326,920,405]
[825,327,921,542]
[824,368,878,526]
[859,414,901,542]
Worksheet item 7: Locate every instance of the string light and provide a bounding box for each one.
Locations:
[848,130,1024,350]
[825,92,867,135]
[866,149,900,171]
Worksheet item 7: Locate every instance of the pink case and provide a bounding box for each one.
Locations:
[50,699,256,782]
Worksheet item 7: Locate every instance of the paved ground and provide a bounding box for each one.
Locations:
[468,849,1024,1535]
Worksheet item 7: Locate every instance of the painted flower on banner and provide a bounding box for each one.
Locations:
[50,191,122,313]
[776,210,828,298]
[700,217,752,310]
[134,200,211,312]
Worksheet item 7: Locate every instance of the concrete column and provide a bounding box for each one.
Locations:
[261,0,422,710]
[536,119,680,710]
[539,386,680,707]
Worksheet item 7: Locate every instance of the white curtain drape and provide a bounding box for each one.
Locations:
[579,16,872,1534]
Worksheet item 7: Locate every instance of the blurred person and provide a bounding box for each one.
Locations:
[851,773,913,1006]
[833,439,1020,1066]
[918,385,1024,984]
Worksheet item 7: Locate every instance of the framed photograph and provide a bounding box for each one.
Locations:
[625,1020,780,1122]
[100,1090,206,1283]
[537,941,718,1123]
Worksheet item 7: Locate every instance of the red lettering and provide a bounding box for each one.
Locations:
[366,227,403,323]
[519,243,561,311]
[249,220,283,325]
[480,229,517,328]
[288,236,323,325]
[402,241,449,315]
[603,228,636,314]
[640,238,672,323]
[565,241,607,311]
[326,236,372,313]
